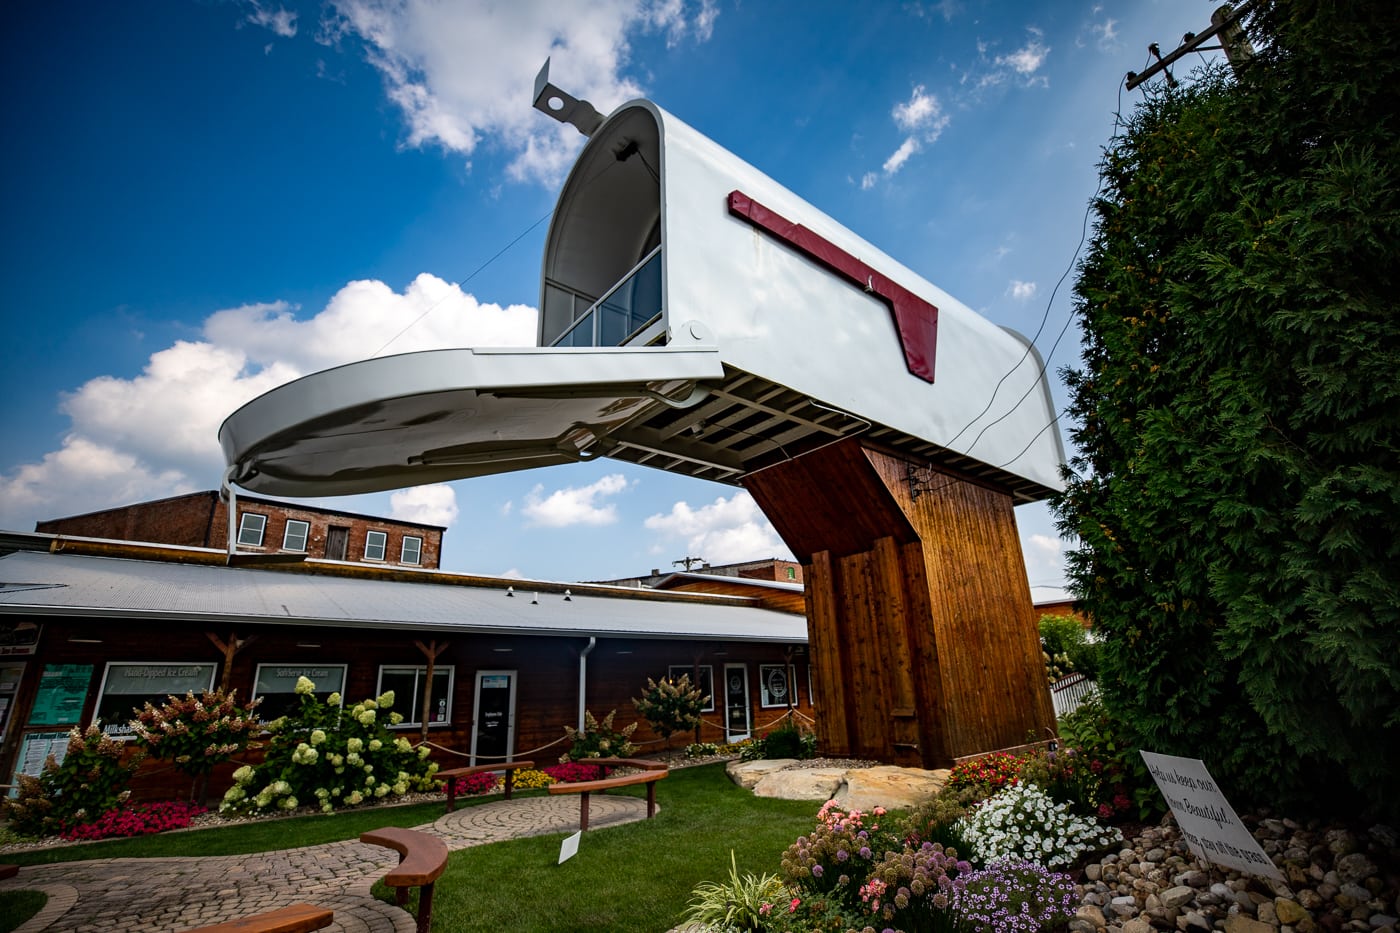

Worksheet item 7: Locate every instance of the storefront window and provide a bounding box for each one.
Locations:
[252,664,347,720]
[95,662,217,738]
[377,665,453,727]
[668,664,715,712]
[760,664,798,708]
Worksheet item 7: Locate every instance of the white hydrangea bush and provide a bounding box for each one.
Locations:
[956,782,1120,868]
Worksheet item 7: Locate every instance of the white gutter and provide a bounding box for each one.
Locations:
[578,636,596,731]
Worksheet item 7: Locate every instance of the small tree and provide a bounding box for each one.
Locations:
[633,675,708,745]
[130,689,263,806]
[561,709,637,762]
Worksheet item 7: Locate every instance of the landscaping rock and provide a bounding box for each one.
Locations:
[833,765,949,811]
[725,758,797,789]
[751,767,847,800]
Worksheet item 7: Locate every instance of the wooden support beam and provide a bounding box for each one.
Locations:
[414,639,449,743]
[207,631,258,693]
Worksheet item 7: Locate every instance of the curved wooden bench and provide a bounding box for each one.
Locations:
[435,759,534,812]
[360,827,449,933]
[547,758,669,830]
[176,903,332,933]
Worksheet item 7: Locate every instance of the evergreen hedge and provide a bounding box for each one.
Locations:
[1055,0,1399,817]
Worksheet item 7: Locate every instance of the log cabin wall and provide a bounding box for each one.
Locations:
[0,617,813,802]
[744,440,1054,769]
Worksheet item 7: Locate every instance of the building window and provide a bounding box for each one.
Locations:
[401,535,422,565]
[237,513,267,547]
[95,662,218,738]
[668,664,715,712]
[282,520,310,552]
[364,530,387,561]
[252,663,347,721]
[377,665,453,727]
[785,566,796,580]
[760,664,797,708]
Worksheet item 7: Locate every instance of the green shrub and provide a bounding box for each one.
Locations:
[130,688,262,805]
[2,724,139,836]
[633,675,708,741]
[221,677,438,814]
[900,786,979,852]
[1057,694,1159,821]
[1038,614,1099,681]
[560,709,637,762]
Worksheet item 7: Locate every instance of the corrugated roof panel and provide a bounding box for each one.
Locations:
[0,551,806,643]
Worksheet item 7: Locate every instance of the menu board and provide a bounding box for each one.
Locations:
[27,663,93,726]
[9,730,71,794]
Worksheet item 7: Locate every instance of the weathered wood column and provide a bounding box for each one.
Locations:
[744,440,1054,769]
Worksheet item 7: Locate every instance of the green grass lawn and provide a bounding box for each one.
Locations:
[1,764,820,932]
[0,890,48,933]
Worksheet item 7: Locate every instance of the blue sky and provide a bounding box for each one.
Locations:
[0,1,1222,590]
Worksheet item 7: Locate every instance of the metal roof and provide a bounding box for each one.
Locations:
[0,550,808,644]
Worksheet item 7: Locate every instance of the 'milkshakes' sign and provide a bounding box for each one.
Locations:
[1140,751,1283,881]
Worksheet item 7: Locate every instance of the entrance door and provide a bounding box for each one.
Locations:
[325,526,348,560]
[471,670,516,765]
[723,663,750,742]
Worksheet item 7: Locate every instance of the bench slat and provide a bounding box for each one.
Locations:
[360,827,449,933]
[436,759,534,812]
[176,903,332,933]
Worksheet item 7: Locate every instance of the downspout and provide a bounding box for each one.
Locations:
[221,467,238,563]
[578,636,596,731]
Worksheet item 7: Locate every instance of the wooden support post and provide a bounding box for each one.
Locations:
[744,440,1054,769]
[206,631,258,693]
[413,639,449,743]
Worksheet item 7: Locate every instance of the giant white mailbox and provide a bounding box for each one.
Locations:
[219,66,1064,767]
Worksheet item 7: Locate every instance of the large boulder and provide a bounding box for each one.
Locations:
[751,768,848,800]
[726,758,798,789]
[834,766,950,811]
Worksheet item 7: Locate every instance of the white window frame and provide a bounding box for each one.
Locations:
[759,663,798,709]
[251,663,347,720]
[668,664,715,712]
[364,530,387,561]
[376,665,454,728]
[95,661,218,739]
[282,519,310,552]
[237,512,267,547]
[401,535,422,565]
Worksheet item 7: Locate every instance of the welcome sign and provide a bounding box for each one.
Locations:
[1140,750,1283,880]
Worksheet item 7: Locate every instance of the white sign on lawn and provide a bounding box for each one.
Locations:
[1140,750,1283,881]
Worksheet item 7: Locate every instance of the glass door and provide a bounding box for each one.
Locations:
[470,670,517,765]
[723,663,750,742]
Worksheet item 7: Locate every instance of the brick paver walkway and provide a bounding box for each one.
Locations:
[1,793,652,932]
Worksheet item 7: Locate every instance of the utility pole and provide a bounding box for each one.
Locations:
[673,556,707,571]
[1126,3,1256,91]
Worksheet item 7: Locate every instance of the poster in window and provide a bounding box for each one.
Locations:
[27,663,93,726]
[0,621,42,656]
[252,664,347,720]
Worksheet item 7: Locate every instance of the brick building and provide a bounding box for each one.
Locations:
[35,491,444,569]
[594,557,804,589]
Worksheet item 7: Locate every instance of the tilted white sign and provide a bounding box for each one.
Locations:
[1140,750,1283,880]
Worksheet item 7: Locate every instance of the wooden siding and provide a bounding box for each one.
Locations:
[745,440,1054,768]
[0,619,813,802]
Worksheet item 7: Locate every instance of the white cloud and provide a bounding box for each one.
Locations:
[1008,280,1037,301]
[997,32,1050,76]
[390,484,460,527]
[321,0,720,184]
[864,86,950,188]
[882,137,921,175]
[245,1,298,38]
[644,491,789,563]
[0,278,538,532]
[521,473,631,527]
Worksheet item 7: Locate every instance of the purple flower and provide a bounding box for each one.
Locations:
[859,846,872,859]
[812,864,824,878]
[837,849,849,861]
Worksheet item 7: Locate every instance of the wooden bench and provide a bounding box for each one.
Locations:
[0,864,17,881]
[435,759,534,813]
[547,758,669,830]
[176,903,332,933]
[360,827,449,933]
